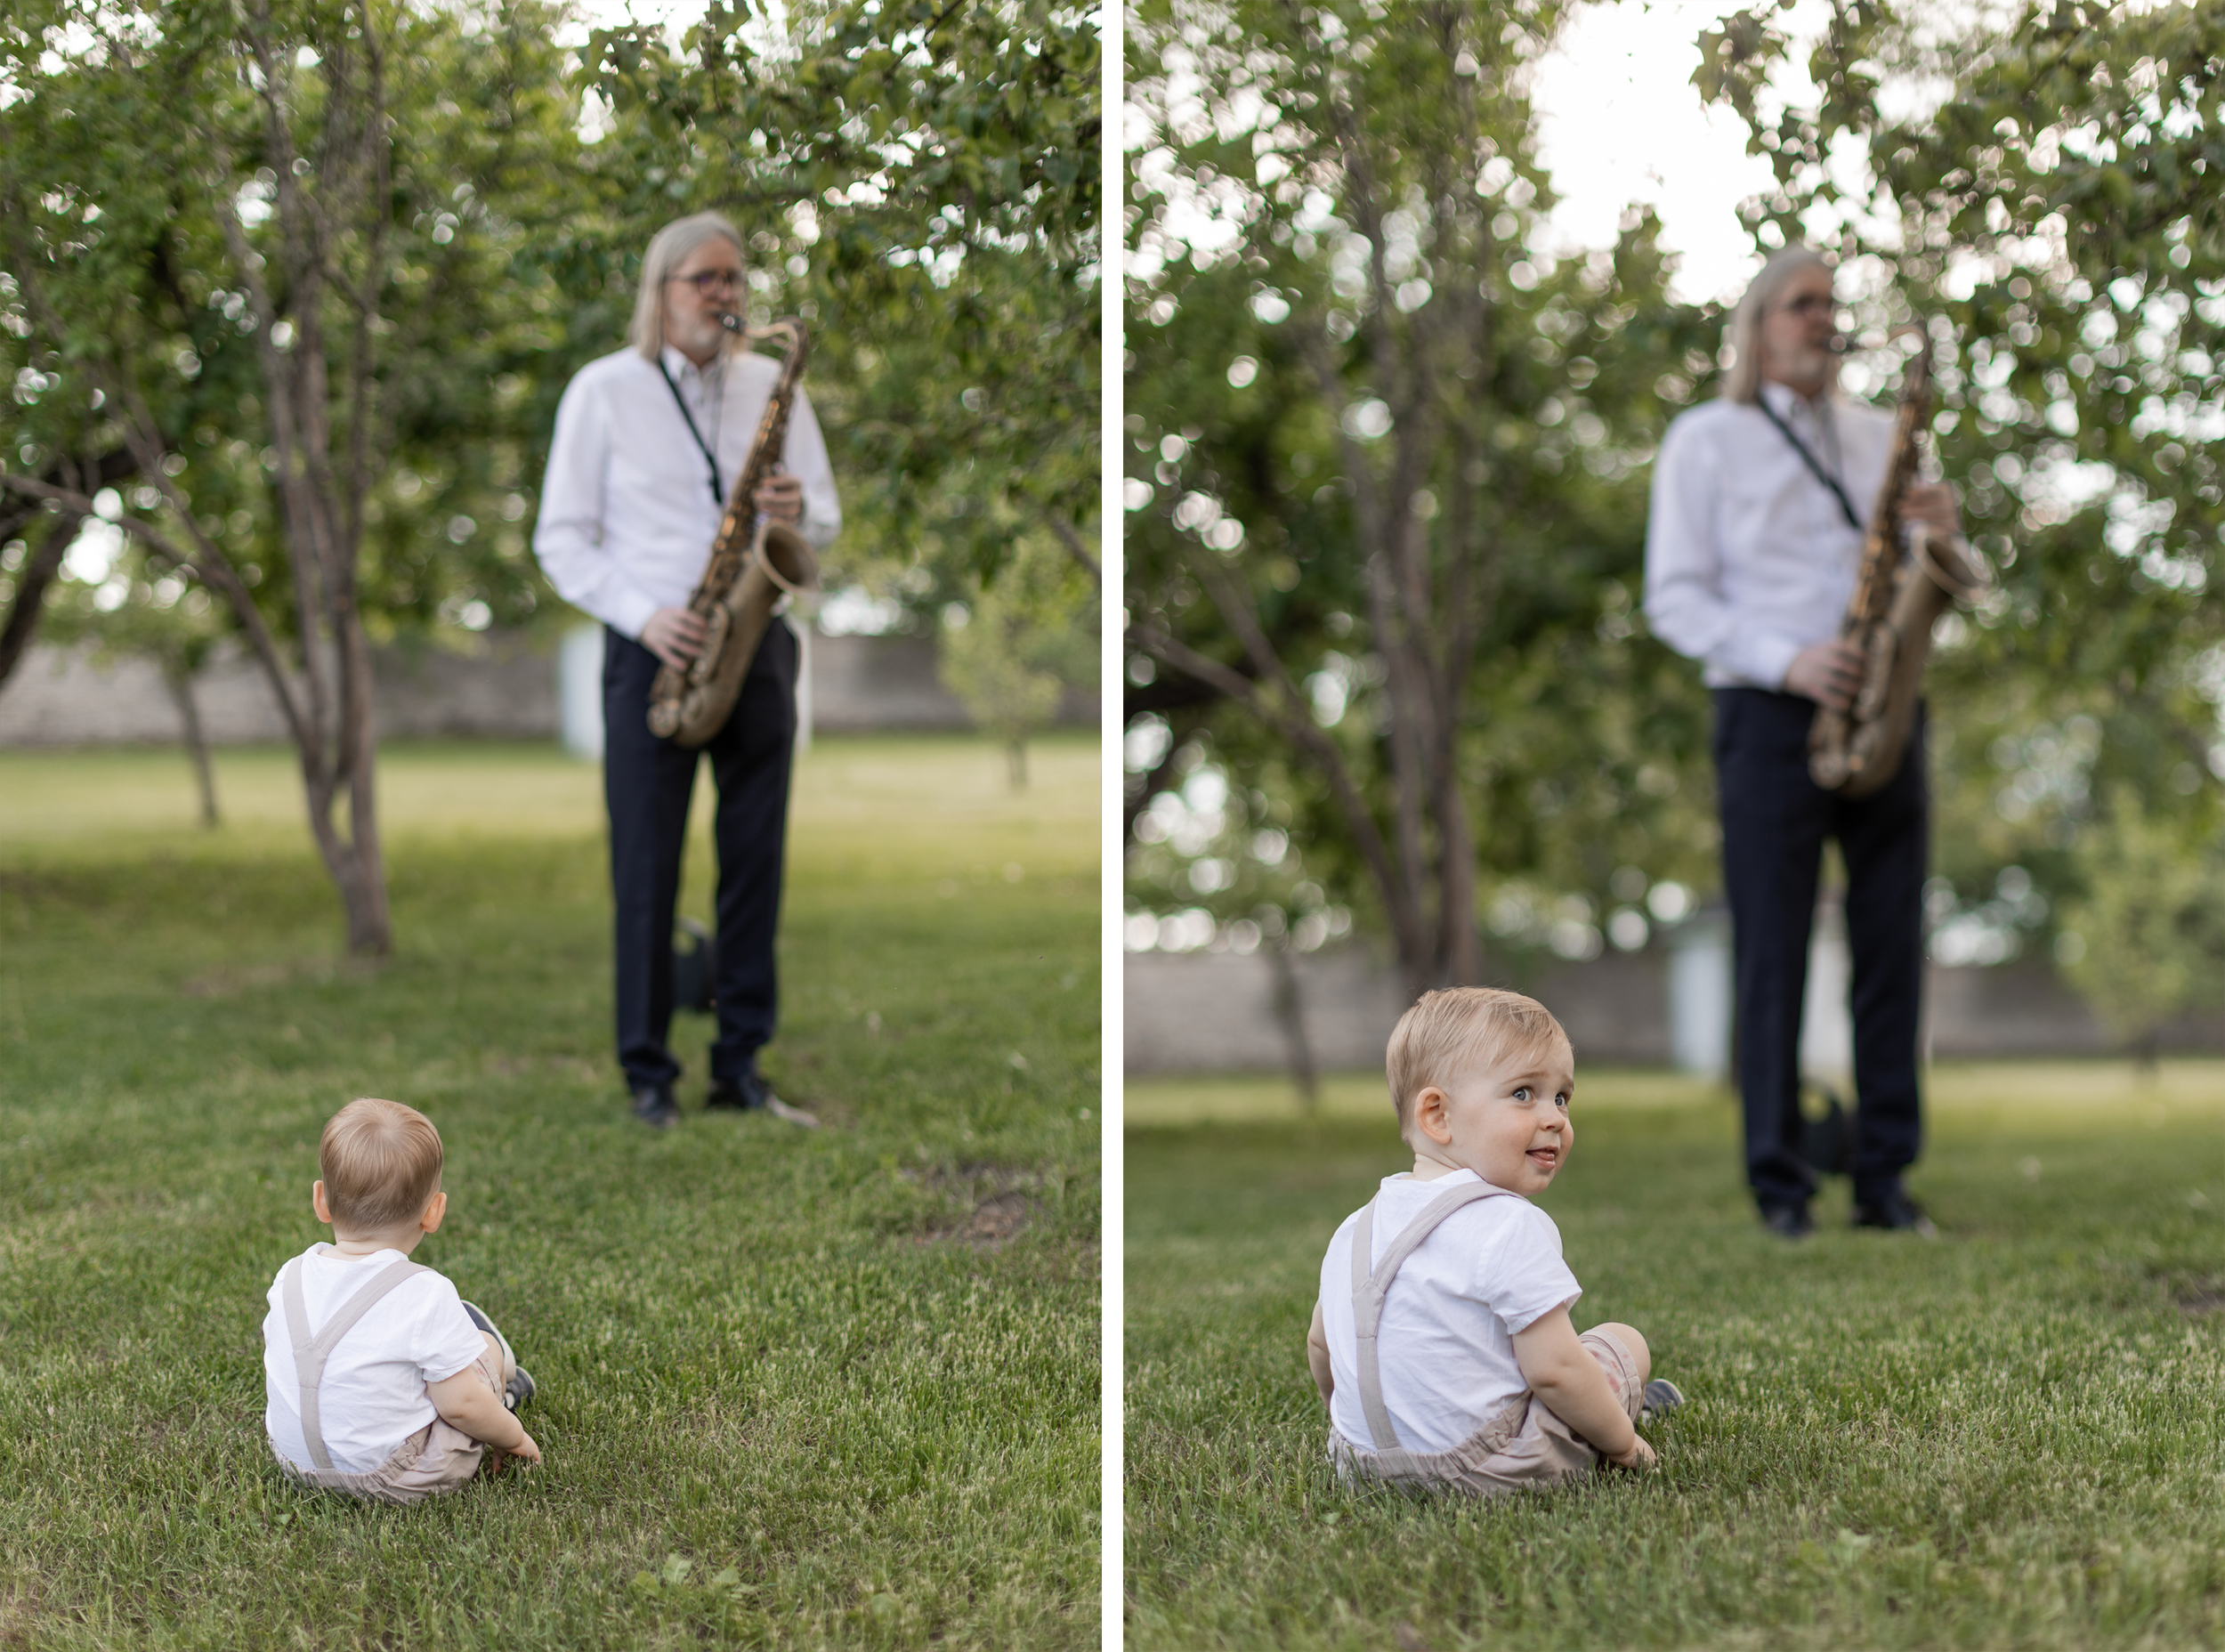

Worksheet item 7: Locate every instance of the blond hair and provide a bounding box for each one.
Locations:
[628,211,747,361]
[320,1097,443,1230]
[1385,988,1573,1142]
[1723,244,1832,404]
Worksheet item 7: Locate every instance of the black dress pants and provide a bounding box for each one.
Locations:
[1712,688,1927,1212]
[603,621,797,1092]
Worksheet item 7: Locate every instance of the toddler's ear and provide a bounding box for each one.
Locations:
[419,1188,448,1235]
[312,1179,332,1225]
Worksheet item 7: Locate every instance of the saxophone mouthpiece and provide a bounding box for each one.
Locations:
[716,312,745,334]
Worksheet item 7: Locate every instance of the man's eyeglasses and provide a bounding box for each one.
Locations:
[1776,294,1838,318]
[666,270,743,296]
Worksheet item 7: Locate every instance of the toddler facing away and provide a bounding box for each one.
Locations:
[1307,988,1683,1496]
[263,1097,540,1504]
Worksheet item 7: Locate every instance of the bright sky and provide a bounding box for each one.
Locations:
[1532,0,1829,304]
[581,0,1798,306]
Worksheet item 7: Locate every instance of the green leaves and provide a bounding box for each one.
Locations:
[1126,0,1723,966]
[562,0,1099,603]
[1695,0,2225,1000]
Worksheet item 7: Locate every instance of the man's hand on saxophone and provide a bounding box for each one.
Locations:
[1786,480,1965,709]
[639,471,806,670]
[753,469,805,526]
[1897,480,1961,543]
[1784,638,1864,711]
[641,606,708,670]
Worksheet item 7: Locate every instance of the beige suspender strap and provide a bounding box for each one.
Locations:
[280,1251,430,1477]
[1348,1179,1514,1462]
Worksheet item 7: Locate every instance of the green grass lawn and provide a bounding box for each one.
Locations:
[0,734,1099,1650]
[1126,1065,2225,1650]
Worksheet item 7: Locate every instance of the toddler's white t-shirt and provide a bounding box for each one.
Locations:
[1318,1170,1582,1454]
[262,1244,490,1474]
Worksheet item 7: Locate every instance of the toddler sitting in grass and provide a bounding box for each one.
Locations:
[263,1097,539,1503]
[1307,987,1682,1495]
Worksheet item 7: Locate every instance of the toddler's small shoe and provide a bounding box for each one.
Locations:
[460,1300,537,1411]
[1638,1379,1685,1423]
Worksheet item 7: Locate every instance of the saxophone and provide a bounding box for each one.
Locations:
[645,314,818,747]
[1806,326,1990,798]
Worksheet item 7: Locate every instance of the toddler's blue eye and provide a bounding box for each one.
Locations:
[1512,1086,1531,1101]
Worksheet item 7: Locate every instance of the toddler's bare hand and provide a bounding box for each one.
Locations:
[1606,1435,1658,1471]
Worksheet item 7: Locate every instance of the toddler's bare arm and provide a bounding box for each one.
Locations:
[1306,1302,1334,1405]
[428,1343,540,1464]
[1510,1306,1653,1469]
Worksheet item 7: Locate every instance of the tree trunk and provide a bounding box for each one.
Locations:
[332,609,390,954]
[159,655,221,828]
[1266,938,1320,1110]
[1007,736,1029,790]
[0,509,81,693]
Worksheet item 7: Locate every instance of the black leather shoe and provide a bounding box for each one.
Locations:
[1760,1203,1814,1239]
[704,1069,770,1111]
[706,1070,819,1128]
[630,1082,679,1129]
[1853,1186,1937,1236]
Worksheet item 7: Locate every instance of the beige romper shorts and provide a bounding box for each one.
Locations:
[1331,1325,1643,1496]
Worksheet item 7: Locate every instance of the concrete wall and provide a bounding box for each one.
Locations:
[0,626,1096,746]
[1122,946,2225,1075]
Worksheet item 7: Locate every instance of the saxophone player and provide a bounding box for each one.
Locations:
[1644,247,1960,1237]
[534,212,841,1129]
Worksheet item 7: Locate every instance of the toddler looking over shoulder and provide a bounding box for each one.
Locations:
[1307,988,1681,1495]
[263,1097,539,1504]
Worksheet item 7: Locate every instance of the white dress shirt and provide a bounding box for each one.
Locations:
[1644,382,1894,690]
[534,344,840,641]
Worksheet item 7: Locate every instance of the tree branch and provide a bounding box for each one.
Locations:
[1130,609,1428,971]
[1041,509,1100,586]
[0,508,82,692]
[0,473,312,753]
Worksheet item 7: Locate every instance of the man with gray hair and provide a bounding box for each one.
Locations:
[1644,247,1958,1237]
[535,211,840,1128]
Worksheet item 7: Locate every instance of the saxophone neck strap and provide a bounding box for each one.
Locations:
[655,355,724,507]
[1754,392,1863,533]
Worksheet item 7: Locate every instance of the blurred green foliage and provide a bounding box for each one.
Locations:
[1129,0,2225,1035]
[0,0,584,644]
[1,0,1098,949]
[1696,0,2225,997]
[564,0,1099,616]
[0,0,1098,652]
[1124,0,1723,984]
[938,528,1099,788]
